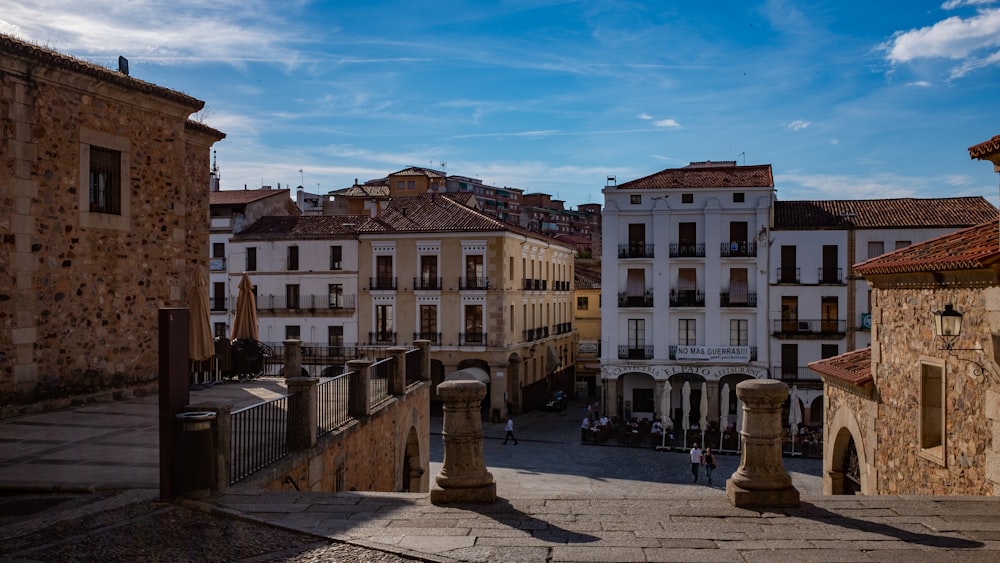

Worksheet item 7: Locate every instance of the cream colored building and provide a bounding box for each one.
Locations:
[357,194,576,419]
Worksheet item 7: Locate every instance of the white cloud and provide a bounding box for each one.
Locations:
[787,120,811,131]
[829,139,840,145]
[906,80,933,87]
[883,8,1000,78]
[776,171,988,200]
[653,118,680,128]
[638,113,653,120]
[941,0,995,10]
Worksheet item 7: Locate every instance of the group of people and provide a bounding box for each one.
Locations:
[688,443,717,485]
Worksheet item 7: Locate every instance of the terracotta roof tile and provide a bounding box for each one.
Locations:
[775,197,996,230]
[854,219,1000,275]
[390,166,447,178]
[234,215,369,239]
[210,189,291,206]
[808,347,872,386]
[332,184,390,198]
[358,194,509,233]
[969,135,1000,160]
[617,163,773,190]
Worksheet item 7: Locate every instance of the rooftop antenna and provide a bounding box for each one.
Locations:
[739,151,746,166]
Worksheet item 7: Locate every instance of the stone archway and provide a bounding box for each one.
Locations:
[825,406,870,495]
[401,426,423,492]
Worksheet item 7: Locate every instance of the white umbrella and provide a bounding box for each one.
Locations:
[699,381,708,432]
[720,383,730,450]
[735,396,744,450]
[660,380,672,427]
[681,381,691,431]
[788,385,802,453]
[720,383,730,430]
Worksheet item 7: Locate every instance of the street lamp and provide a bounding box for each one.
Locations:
[932,304,963,351]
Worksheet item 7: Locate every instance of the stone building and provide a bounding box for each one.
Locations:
[0,35,225,412]
[811,135,1000,495]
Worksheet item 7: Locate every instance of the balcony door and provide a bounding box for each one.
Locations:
[781,296,798,332]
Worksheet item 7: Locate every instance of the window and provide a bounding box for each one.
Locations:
[328,284,343,308]
[420,255,438,289]
[89,146,122,214]
[781,296,798,332]
[730,319,748,346]
[212,243,225,258]
[821,245,839,283]
[286,284,300,309]
[630,194,641,205]
[821,344,839,359]
[577,296,589,310]
[895,240,911,250]
[821,296,839,333]
[781,344,798,379]
[681,193,693,203]
[727,268,749,305]
[465,255,485,289]
[375,255,393,289]
[464,304,483,343]
[867,241,884,259]
[920,362,945,464]
[510,257,515,280]
[627,319,645,350]
[420,305,438,341]
[330,246,342,270]
[733,192,744,203]
[328,326,344,347]
[288,246,299,271]
[246,247,257,271]
[376,304,393,342]
[212,282,226,311]
[678,319,696,345]
[730,221,748,244]
[214,323,227,339]
[780,245,797,283]
[285,325,300,340]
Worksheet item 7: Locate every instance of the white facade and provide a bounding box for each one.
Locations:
[600,165,775,433]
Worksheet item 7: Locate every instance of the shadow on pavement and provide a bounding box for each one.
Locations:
[792,501,983,549]
[457,497,599,544]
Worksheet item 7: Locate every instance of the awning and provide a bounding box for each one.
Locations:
[626,269,646,297]
[729,268,748,304]
[678,268,697,290]
[445,367,490,384]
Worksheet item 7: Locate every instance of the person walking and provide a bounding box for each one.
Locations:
[702,447,716,485]
[689,443,702,483]
[503,416,518,445]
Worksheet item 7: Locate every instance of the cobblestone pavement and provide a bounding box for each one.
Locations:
[0,489,422,562]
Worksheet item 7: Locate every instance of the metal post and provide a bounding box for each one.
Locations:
[159,308,190,501]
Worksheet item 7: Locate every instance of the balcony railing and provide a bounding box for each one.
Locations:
[521,278,547,291]
[256,294,356,311]
[554,322,572,335]
[210,297,228,311]
[618,243,654,259]
[773,365,816,381]
[776,267,800,284]
[552,280,571,291]
[618,292,654,307]
[370,276,397,290]
[412,276,442,290]
[719,292,757,307]
[772,319,847,336]
[669,289,705,307]
[459,277,489,290]
[368,331,397,345]
[459,332,486,346]
[524,327,550,342]
[818,267,844,284]
[720,241,757,257]
[413,331,441,344]
[618,345,654,360]
[669,243,705,258]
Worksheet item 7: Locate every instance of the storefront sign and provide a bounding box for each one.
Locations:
[674,346,750,362]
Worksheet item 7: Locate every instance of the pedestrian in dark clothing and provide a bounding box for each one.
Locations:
[703,447,717,485]
[503,417,518,445]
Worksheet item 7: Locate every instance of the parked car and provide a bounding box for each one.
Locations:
[542,389,568,411]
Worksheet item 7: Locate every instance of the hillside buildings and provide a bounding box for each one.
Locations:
[0,35,225,411]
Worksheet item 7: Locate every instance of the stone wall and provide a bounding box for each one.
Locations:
[0,37,224,412]
[870,286,999,495]
[251,384,430,493]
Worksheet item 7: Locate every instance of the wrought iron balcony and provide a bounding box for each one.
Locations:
[669,289,705,307]
[618,345,654,360]
[776,267,800,284]
[719,292,758,307]
[720,241,757,257]
[412,276,442,290]
[772,319,847,336]
[459,332,486,346]
[459,277,489,290]
[618,292,654,307]
[818,267,844,284]
[618,243,654,259]
[370,276,397,290]
[368,331,396,345]
[413,331,440,344]
[669,243,705,258]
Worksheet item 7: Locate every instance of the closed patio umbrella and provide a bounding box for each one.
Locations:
[681,381,690,431]
[720,382,730,450]
[788,385,802,454]
[660,380,672,428]
[188,269,215,363]
[699,381,708,445]
[231,272,259,341]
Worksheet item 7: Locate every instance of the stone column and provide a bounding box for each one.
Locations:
[387,347,406,395]
[347,359,372,419]
[431,379,496,504]
[414,339,431,381]
[283,338,302,378]
[286,377,317,450]
[727,379,800,508]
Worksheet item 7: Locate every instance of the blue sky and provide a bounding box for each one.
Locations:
[4,1,1000,208]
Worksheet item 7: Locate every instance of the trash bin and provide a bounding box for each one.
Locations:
[175,411,217,498]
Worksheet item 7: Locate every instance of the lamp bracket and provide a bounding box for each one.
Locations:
[942,347,1000,386]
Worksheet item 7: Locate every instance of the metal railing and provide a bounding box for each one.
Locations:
[412,276,442,290]
[618,292,654,307]
[720,241,757,257]
[720,291,758,307]
[669,289,705,307]
[413,331,440,344]
[772,319,847,335]
[776,267,800,284]
[405,348,422,387]
[459,277,489,290]
[618,243,654,258]
[370,276,397,290]
[369,331,397,345]
[818,267,844,284]
[618,345,654,360]
[459,332,486,346]
[256,294,356,311]
[370,357,392,408]
[317,373,351,437]
[262,343,376,376]
[230,395,289,484]
[669,243,705,258]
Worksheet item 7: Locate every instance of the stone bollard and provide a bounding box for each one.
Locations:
[284,338,302,378]
[431,379,496,504]
[286,377,317,450]
[726,379,800,508]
